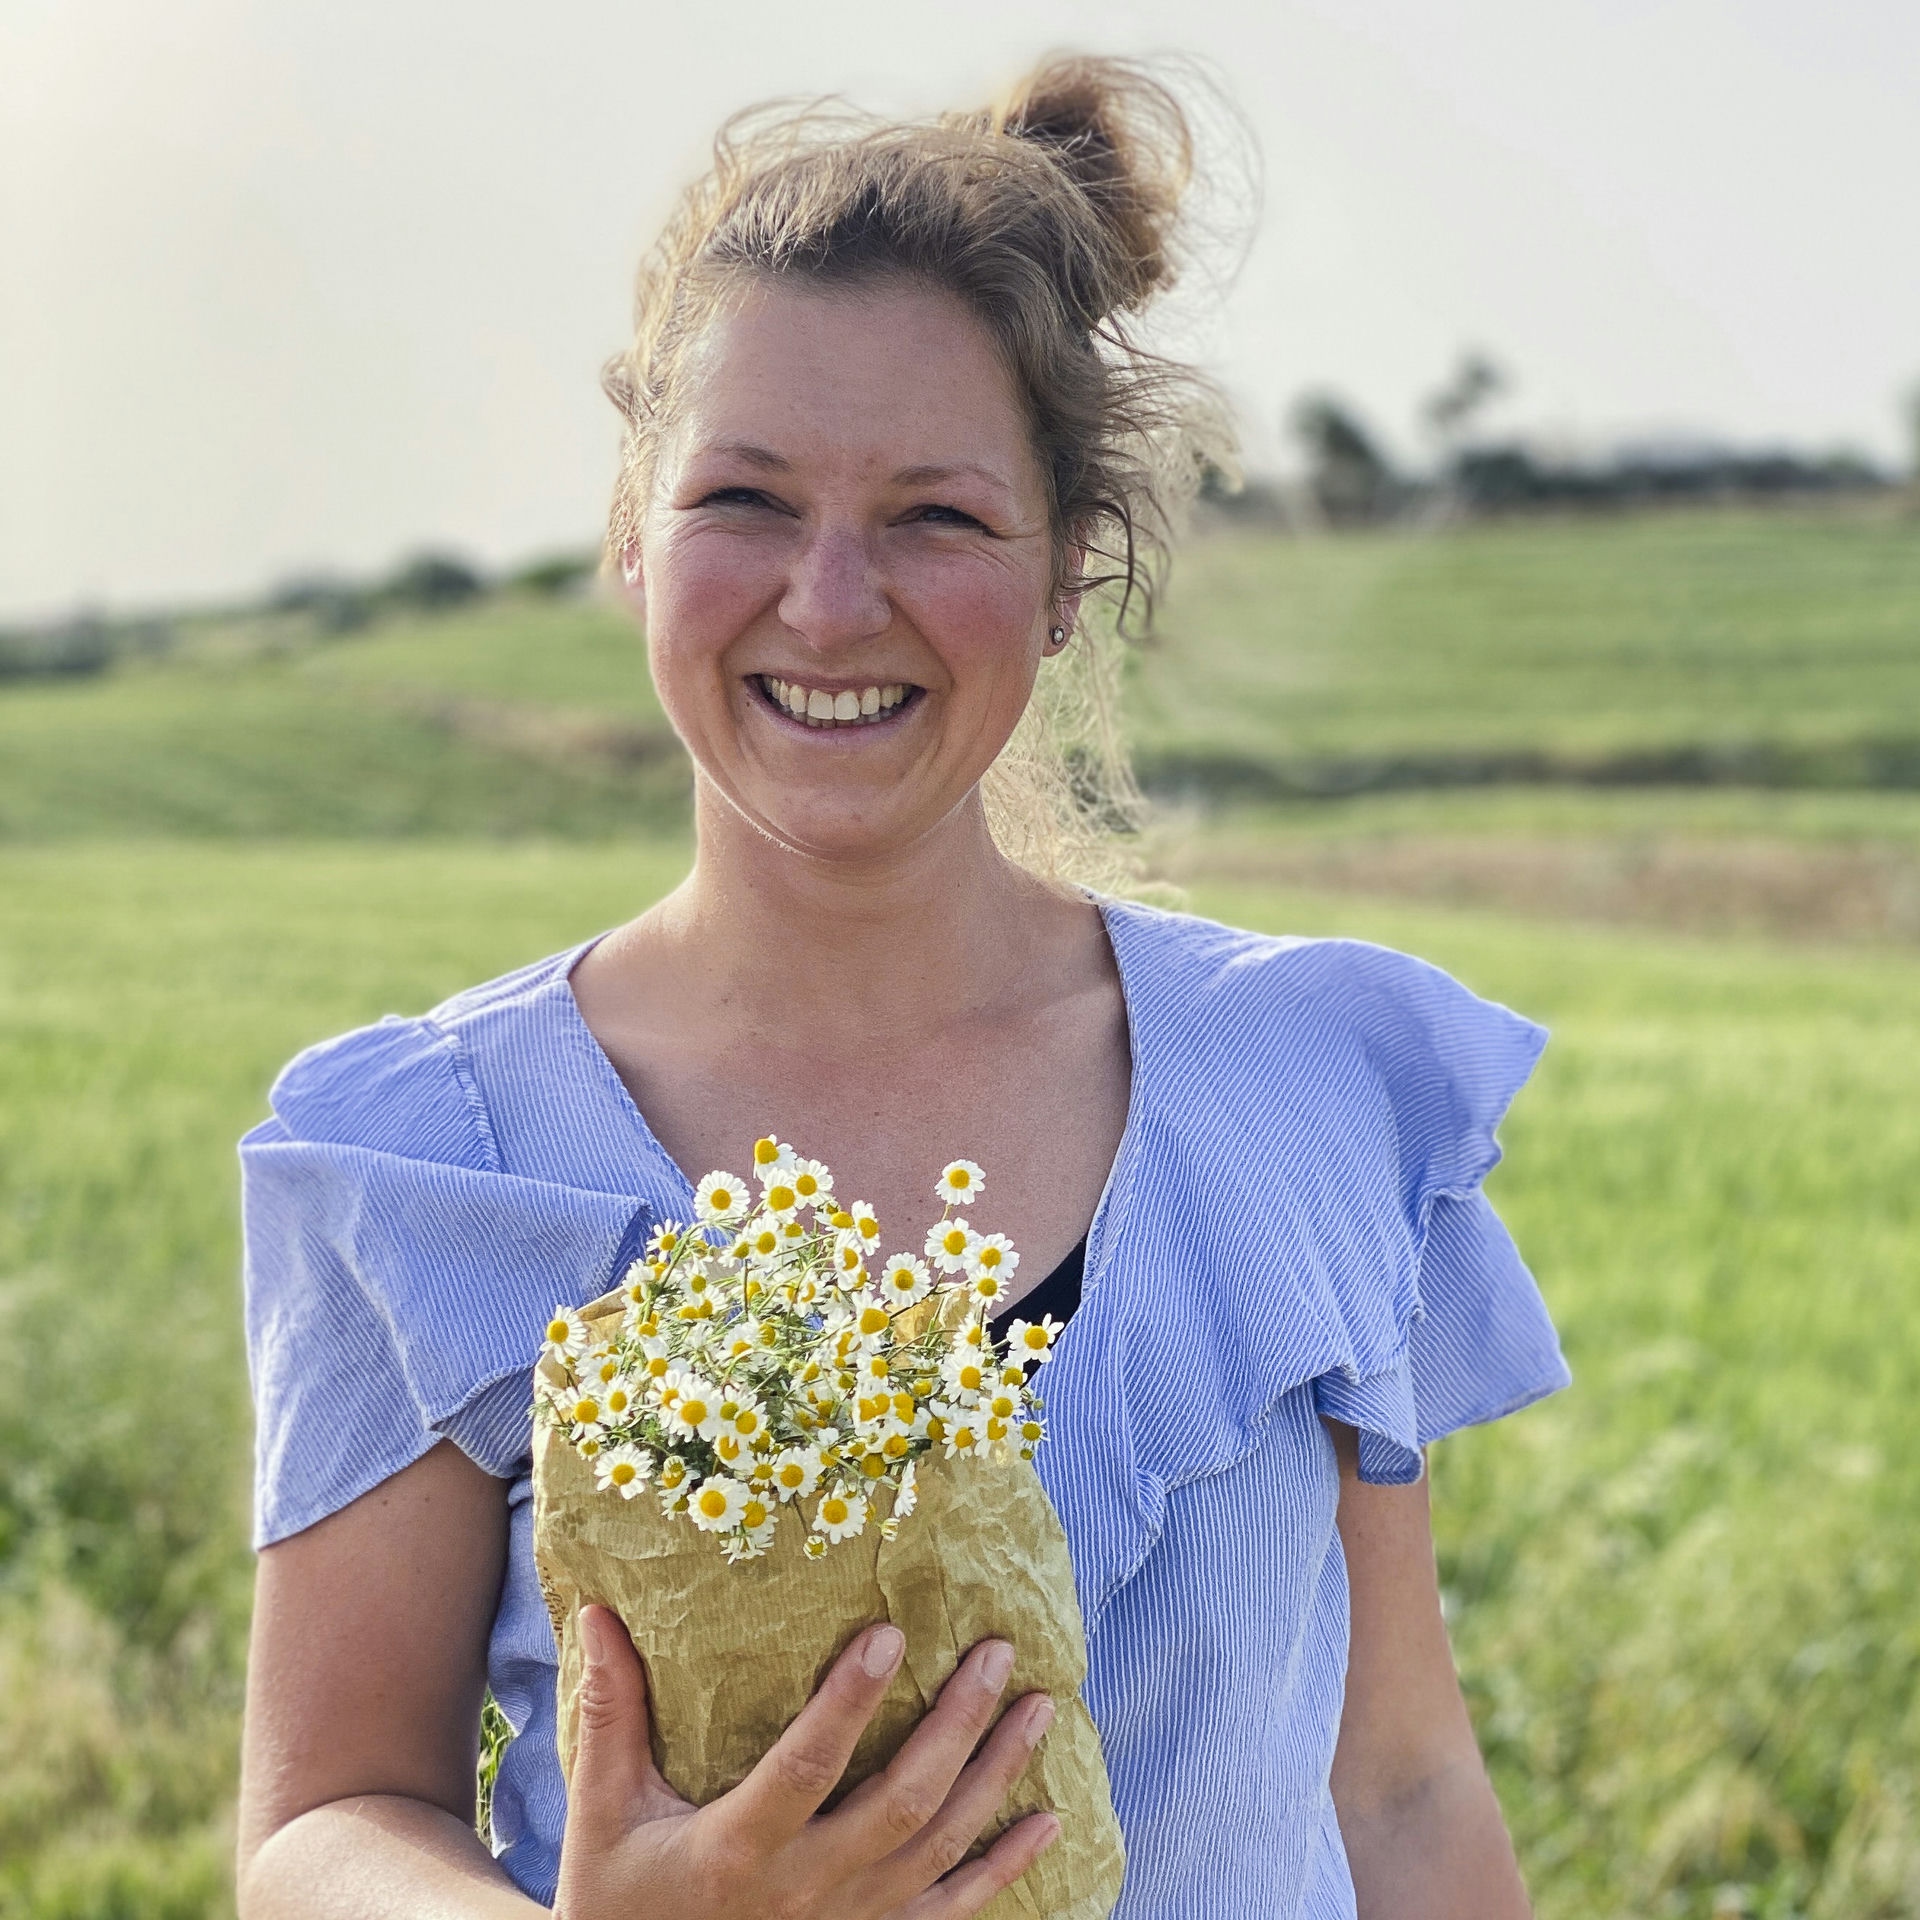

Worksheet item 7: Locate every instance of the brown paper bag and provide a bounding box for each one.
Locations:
[533,1291,1125,1919]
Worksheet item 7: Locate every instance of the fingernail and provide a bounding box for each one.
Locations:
[862,1624,905,1678]
[1024,1696,1055,1743]
[979,1640,1015,1691]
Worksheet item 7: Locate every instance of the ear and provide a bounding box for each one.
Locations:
[617,541,648,622]
[1049,539,1089,649]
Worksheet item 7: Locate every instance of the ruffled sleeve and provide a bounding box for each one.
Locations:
[241,1017,652,1547]
[1309,944,1568,1483]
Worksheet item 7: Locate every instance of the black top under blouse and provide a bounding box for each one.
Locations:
[987,1233,1085,1336]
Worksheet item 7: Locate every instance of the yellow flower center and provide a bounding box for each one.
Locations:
[546,1319,572,1344]
[883,1433,911,1459]
[861,1454,887,1478]
[978,1245,1001,1269]
[858,1216,880,1240]
[571,1399,600,1423]
[696,1488,729,1519]
[949,1169,972,1190]
[711,1187,734,1211]
[942,1229,967,1255]
[681,1399,709,1427]
[754,1137,779,1165]
[742,1498,770,1529]
[958,1365,982,1392]
[821,1497,849,1525]
[795,1172,819,1196]
[766,1184,796,1211]
[778,1462,804,1488]
[858,1306,889,1336]
[608,1461,637,1486]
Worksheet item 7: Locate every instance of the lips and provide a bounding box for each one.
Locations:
[757,675,917,728]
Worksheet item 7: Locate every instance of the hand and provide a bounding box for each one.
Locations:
[552,1606,1060,1920]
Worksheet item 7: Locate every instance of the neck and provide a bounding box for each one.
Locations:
[647,779,1072,1045]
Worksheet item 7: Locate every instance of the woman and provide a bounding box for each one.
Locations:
[235,56,1566,1920]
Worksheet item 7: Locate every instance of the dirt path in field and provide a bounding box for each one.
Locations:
[1160,833,1920,946]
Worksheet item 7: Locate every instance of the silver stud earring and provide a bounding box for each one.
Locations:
[1048,625,1068,648]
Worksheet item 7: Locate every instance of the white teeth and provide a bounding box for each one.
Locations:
[761,675,913,728]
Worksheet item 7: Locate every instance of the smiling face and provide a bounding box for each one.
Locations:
[629,278,1069,867]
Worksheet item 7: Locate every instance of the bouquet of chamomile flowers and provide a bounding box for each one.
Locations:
[529,1141,1125,1920]
[534,1142,1061,1564]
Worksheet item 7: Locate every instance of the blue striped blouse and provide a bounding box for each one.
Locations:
[241,899,1568,1918]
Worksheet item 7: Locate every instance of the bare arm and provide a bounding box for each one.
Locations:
[237,1440,540,1917]
[1326,1421,1530,1920]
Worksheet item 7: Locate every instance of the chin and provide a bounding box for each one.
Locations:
[726,785,962,868]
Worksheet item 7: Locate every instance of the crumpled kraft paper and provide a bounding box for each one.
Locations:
[533,1289,1125,1919]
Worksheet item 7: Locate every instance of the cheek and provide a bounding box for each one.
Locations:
[893,552,1043,689]
[643,529,782,682]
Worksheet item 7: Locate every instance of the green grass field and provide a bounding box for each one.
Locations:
[3,503,1918,1918]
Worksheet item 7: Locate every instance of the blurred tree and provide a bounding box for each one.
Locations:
[508,552,599,598]
[1288,393,1397,524]
[384,551,486,611]
[1424,348,1508,450]
[270,574,372,633]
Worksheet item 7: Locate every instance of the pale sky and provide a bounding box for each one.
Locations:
[3,0,1916,620]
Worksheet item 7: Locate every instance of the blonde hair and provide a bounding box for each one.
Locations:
[604,54,1235,889]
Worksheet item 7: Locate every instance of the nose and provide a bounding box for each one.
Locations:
[777,522,890,653]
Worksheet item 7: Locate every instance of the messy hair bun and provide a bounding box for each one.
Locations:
[605,53,1239,888]
[972,55,1194,316]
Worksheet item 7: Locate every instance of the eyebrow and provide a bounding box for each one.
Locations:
[695,443,1014,496]
[702,439,793,473]
[892,461,1016,496]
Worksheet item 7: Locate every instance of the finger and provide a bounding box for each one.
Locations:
[719,1621,906,1852]
[865,1693,1054,1900]
[899,1812,1061,1920]
[569,1605,690,1834]
[815,1640,1018,1873]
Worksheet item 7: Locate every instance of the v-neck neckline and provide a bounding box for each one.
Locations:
[547,895,1153,1328]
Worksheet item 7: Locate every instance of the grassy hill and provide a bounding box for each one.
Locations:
[5,501,1918,840]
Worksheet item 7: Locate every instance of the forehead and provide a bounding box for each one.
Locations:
[661,278,1041,491]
